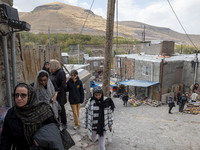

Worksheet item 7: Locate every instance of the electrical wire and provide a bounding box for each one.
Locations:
[167,0,198,49]
[80,0,95,34]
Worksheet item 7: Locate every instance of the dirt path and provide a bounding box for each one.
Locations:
[67,97,200,150]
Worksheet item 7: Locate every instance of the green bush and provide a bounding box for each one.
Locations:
[85,48,92,56]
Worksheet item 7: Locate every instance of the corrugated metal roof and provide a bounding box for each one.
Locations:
[64,64,89,73]
[119,79,160,87]
[116,53,198,62]
[61,52,69,56]
[84,57,104,60]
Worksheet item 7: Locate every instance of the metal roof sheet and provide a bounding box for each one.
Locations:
[119,79,160,87]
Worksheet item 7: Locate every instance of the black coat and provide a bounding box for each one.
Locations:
[0,108,57,150]
[0,107,30,150]
[51,68,67,106]
[66,77,84,104]
[180,96,187,103]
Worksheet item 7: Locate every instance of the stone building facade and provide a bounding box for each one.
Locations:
[84,56,104,79]
[0,0,62,106]
[140,41,174,56]
[0,0,24,106]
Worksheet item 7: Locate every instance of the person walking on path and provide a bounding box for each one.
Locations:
[85,86,115,150]
[168,94,175,114]
[176,90,181,105]
[33,70,60,118]
[49,59,67,129]
[178,93,188,112]
[66,70,84,130]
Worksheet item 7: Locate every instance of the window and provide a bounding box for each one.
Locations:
[142,66,149,75]
[117,58,121,68]
[93,61,98,67]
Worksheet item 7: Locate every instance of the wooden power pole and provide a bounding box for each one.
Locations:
[102,0,116,97]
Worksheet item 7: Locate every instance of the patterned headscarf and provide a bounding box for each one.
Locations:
[33,70,55,103]
[14,83,54,145]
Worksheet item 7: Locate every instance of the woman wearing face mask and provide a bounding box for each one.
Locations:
[0,83,64,150]
[85,86,115,150]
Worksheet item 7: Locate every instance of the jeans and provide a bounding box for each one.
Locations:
[179,101,186,112]
[60,103,67,125]
[91,131,106,150]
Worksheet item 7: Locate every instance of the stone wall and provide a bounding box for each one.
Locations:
[0,1,62,106]
[182,61,199,92]
[140,41,174,56]
[113,57,135,80]
[134,60,160,82]
[0,0,23,106]
[162,61,184,90]
[84,59,104,76]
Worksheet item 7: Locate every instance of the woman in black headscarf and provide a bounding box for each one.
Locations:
[42,61,50,74]
[85,86,115,150]
[0,83,62,150]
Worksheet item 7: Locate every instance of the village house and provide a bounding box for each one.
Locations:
[61,52,69,64]
[113,41,199,102]
[83,54,104,81]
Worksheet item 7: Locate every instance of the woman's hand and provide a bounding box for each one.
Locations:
[34,139,39,147]
[52,92,58,103]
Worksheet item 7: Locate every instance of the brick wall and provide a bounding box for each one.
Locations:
[113,57,135,80]
[85,59,104,75]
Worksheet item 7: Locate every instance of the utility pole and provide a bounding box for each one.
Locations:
[48,26,51,46]
[102,0,116,97]
[194,50,199,84]
[142,25,145,42]
[78,44,80,64]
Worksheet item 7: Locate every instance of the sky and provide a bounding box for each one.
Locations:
[13,0,200,35]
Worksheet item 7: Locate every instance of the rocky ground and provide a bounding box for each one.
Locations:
[65,97,200,150]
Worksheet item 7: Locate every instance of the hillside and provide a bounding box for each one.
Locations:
[19,2,200,47]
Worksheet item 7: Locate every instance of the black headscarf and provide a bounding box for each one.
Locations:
[92,86,115,136]
[42,62,50,74]
[14,83,54,145]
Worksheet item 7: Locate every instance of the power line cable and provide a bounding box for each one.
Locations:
[116,0,119,50]
[80,0,95,34]
[167,0,198,49]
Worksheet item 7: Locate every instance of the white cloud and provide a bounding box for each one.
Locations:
[92,8,106,18]
[13,0,200,34]
[118,0,200,34]
[80,2,89,8]
[65,0,78,5]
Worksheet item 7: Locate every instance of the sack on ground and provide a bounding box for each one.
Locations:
[60,129,75,150]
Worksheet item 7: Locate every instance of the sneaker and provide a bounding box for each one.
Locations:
[73,126,79,130]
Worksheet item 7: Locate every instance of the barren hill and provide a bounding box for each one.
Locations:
[19,2,200,47]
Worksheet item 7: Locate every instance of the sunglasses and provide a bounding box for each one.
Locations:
[14,93,28,99]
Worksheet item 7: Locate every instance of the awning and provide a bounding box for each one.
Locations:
[110,78,118,87]
[118,79,160,88]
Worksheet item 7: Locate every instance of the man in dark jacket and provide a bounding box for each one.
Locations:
[179,93,187,112]
[66,70,84,130]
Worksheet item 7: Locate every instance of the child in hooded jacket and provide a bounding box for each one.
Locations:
[85,86,115,150]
